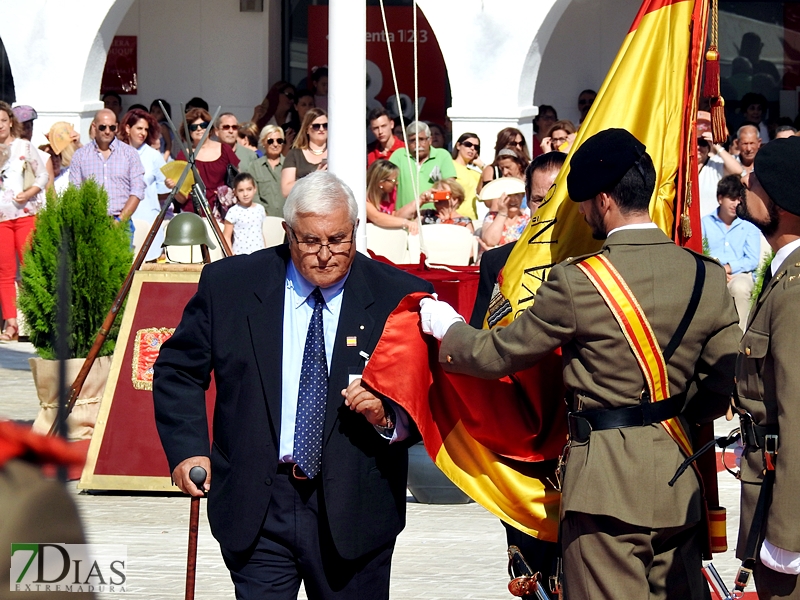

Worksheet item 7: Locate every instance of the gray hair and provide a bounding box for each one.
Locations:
[405,121,430,139]
[284,171,358,227]
[737,124,760,140]
[215,112,237,128]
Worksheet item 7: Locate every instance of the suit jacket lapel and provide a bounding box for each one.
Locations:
[325,255,376,443]
[248,247,290,439]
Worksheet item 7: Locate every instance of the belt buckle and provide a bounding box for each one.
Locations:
[292,464,309,480]
[567,413,591,443]
[739,413,757,448]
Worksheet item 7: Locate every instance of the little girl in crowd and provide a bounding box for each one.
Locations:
[223,173,267,255]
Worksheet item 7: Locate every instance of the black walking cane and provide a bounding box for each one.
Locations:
[185,466,207,600]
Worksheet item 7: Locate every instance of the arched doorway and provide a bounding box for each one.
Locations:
[529,0,641,124]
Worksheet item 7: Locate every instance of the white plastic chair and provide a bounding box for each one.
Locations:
[262,216,286,248]
[366,223,410,264]
[419,224,476,266]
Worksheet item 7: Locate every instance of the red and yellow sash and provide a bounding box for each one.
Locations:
[576,254,693,457]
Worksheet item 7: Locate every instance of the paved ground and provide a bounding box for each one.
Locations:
[1,341,744,599]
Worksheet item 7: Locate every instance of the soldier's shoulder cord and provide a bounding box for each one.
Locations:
[562,250,602,266]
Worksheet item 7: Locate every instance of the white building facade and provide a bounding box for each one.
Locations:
[0,0,642,160]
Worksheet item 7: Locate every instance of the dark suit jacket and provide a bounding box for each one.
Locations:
[469,242,516,328]
[153,245,433,559]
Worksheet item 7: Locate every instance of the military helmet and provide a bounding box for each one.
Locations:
[162,212,216,249]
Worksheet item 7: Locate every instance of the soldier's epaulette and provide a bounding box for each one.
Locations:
[561,250,603,266]
[683,247,723,267]
[781,261,800,286]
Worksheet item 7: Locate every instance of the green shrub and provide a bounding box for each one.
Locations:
[18,180,132,359]
[750,250,775,308]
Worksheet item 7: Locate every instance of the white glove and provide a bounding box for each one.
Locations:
[760,539,800,575]
[420,297,464,341]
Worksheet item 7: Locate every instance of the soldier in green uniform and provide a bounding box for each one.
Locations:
[734,136,800,599]
[419,128,741,600]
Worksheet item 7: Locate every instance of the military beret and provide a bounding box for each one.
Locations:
[567,128,646,202]
[754,136,800,216]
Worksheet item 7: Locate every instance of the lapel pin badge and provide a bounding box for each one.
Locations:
[346,336,357,347]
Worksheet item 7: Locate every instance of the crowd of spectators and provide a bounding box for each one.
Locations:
[1,78,798,340]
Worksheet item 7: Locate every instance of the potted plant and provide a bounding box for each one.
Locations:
[18,180,132,439]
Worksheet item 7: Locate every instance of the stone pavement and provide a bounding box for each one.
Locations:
[1,341,744,599]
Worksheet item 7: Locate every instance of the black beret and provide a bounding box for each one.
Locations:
[754,137,800,216]
[567,128,646,202]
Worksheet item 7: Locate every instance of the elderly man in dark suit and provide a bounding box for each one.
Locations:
[153,171,432,600]
[734,137,800,599]
[420,129,740,599]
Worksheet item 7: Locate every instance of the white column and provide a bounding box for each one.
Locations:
[328,0,367,253]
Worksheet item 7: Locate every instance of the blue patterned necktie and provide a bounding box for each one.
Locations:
[293,287,327,478]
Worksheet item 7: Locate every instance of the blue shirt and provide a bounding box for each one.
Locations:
[701,211,761,275]
[279,261,347,462]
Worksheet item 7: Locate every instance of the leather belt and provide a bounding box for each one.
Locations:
[739,413,778,450]
[277,463,312,480]
[568,393,686,443]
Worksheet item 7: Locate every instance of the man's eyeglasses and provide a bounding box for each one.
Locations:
[266,138,285,145]
[288,226,355,254]
[218,124,239,131]
[189,121,210,132]
[97,124,117,133]
[460,140,481,153]
[310,122,329,132]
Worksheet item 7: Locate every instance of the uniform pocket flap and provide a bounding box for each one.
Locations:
[740,329,769,359]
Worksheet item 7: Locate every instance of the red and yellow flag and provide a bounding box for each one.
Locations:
[364,0,711,543]
[494,0,707,326]
[362,294,567,542]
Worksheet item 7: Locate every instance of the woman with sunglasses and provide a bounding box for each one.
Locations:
[253,81,296,131]
[166,107,240,221]
[478,127,530,193]
[451,132,484,220]
[281,108,328,198]
[238,125,286,217]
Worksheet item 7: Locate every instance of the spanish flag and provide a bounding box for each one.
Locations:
[363,0,710,542]
[362,293,566,542]
[495,0,707,326]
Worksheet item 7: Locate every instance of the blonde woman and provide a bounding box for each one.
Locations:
[280,107,327,198]
[0,101,48,341]
[239,124,286,217]
[365,159,418,234]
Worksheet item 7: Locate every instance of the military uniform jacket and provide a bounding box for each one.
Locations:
[735,245,800,557]
[441,228,740,528]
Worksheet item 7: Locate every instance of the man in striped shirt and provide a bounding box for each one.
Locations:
[70,109,145,221]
